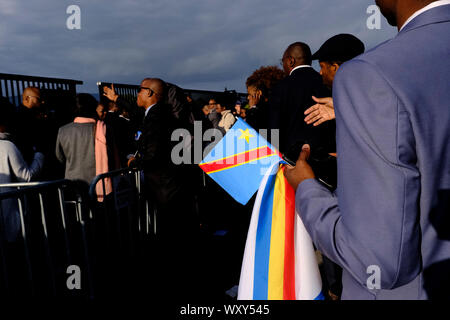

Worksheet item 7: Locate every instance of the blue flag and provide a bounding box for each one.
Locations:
[199,118,281,205]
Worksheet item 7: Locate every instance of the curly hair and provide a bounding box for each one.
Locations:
[245,65,286,95]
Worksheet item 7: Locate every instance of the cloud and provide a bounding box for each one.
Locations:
[1,0,397,93]
[0,0,17,15]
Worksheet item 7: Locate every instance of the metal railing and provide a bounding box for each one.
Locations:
[0,180,92,298]
[88,167,155,256]
[0,73,83,108]
[0,167,153,298]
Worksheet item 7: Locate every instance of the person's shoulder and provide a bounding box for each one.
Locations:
[58,121,91,133]
[289,67,322,83]
[0,139,19,153]
[270,75,290,93]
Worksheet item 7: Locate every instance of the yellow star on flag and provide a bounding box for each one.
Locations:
[238,128,255,143]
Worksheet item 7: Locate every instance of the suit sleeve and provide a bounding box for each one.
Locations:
[55,130,65,164]
[296,59,421,290]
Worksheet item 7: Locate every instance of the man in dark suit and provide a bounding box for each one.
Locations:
[285,0,450,299]
[268,42,331,154]
[134,78,194,232]
[133,78,201,297]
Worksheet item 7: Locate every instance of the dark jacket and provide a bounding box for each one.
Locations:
[137,103,182,205]
[268,67,332,154]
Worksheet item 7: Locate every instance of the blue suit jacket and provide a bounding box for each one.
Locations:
[296,5,450,299]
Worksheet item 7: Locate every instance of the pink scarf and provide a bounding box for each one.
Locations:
[74,117,112,202]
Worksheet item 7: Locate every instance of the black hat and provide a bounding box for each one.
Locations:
[312,34,365,63]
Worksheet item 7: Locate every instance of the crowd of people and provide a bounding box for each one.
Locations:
[0,0,449,300]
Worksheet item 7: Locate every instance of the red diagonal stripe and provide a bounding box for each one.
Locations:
[200,146,276,174]
[283,167,296,300]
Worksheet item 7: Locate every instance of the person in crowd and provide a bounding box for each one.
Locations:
[0,105,44,242]
[268,42,331,154]
[239,107,247,121]
[55,93,116,200]
[14,87,44,165]
[285,0,450,299]
[215,99,236,134]
[12,86,62,181]
[129,77,200,297]
[246,65,285,131]
[304,34,365,127]
[204,98,221,129]
[96,101,108,121]
[233,100,242,117]
[186,94,203,122]
[302,33,365,300]
[129,78,197,232]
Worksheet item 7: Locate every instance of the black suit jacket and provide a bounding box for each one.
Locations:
[137,102,182,205]
[268,67,333,154]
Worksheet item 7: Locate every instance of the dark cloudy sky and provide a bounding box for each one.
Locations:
[0,0,397,94]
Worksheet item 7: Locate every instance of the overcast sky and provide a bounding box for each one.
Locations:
[0,0,397,94]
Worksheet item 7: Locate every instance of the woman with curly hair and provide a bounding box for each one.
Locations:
[245,65,285,130]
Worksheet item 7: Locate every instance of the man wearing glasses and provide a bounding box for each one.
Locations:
[132,78,201,297]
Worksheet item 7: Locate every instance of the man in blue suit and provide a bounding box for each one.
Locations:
[285,0,450,299]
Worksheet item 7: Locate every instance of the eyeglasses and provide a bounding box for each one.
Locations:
[139,86,155,96]
[138,86,160,97]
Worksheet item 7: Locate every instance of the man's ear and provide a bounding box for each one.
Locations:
[289,56,296,68]
[332,63,340,71]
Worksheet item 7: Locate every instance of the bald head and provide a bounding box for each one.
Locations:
[282,42,312,74]
[137,78,166,108]
[145,78,165,100]
[22,87,41,109]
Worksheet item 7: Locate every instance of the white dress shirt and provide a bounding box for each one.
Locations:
[289,65,312,76]
[144,103,156,118]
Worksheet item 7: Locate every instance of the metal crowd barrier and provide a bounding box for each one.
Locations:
[0,180,92,298]
[0,168,153,299]
[88,167,155,256]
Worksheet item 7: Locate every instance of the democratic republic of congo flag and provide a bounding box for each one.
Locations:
[199,118,281,205]
[238,161,324,300]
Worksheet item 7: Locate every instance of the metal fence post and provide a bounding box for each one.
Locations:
[17,195,34,295]
[75,195,94,299]
[0,204,10,292]
[38,192,56,295]
[57,188,72,266]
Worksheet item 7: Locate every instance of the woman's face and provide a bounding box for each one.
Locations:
[247,86,261,106]
[96,104,107,120]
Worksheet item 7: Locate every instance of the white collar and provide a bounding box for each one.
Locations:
[145,103,156,117]
[289,65,311,76]
[400,0,450,31]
